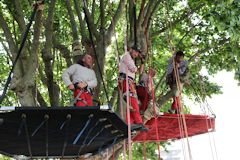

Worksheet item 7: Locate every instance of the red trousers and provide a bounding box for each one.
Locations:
[136,86,150,112]
[118,79,143,124]
[171,96,180,111]
[74,89,93,107]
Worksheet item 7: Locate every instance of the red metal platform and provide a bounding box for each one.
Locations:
[133,113,215,142]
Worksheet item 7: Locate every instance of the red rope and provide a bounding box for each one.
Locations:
[112,145,115,160]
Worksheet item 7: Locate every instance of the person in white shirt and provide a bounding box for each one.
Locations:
[118,46,148,131]
[62,54,97,106]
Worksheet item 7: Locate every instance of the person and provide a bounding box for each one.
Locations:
[166,51,189,114]
[118,45,148,131]
[137,68,156,114]
[62,54,97,107]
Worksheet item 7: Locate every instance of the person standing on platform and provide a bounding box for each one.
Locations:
[166,51,189,114]
[118,46,148,131]
[62,54,97,107]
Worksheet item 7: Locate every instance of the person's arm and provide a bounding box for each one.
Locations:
[178,60,188,75]
[167,58,174,75]
[123,53,138,73]
[62,64,77,88]
[86,70,97,88]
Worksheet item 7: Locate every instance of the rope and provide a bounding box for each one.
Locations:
[197,70,219,160]
[124,3,132,159]
[149,74,161,160]
[163,0,194,159]
[174,58,194,160]
[0,0,45,105]
[82,0,110,105]
[173,61,188,160]
[112,16,127,160]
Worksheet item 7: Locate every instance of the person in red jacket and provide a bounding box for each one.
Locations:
[137,68,156,114]
[118,46,148,131]
[62,54,97,107]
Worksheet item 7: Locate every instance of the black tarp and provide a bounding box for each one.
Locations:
[0,106,128,158]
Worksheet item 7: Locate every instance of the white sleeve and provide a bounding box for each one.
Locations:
[123,53,137,73]
[86,70,97,88]
[62,64,76,87]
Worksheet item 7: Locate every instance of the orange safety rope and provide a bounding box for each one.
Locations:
[172,59,188,159]
[163,0,193,158]
[173,58,193,160]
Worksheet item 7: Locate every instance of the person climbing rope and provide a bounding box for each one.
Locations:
[118,45,148,131]
[62,54,97,107]
[166,50,189,114]
[137,68,156,113]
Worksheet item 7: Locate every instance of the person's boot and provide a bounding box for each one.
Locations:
[168,109,175,114]
[139,124,149,132]
[130,124,142,131]
[135,123,149,132]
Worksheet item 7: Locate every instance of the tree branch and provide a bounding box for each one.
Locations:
[100,0,105,30]
[142,0,155,28]
[109,87,119,106]
[177,20,203,47]
[146,0,162,29]
[82,1,100,40]
[136,0,146,29]
[65,0,79,41]
[91,0,96,22]
[42,0,60,106]
[105,0,126,45]
[152,4,205,38]
[73,0,88,45]
[53,39,72,67]
[13,0,26,33]
[0,11,18,59]
[188,38,230,63]
[32,88,48,107]
[25,8,43,85]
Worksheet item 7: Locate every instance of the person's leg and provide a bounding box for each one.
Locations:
[74,89,87,107]
[85,92,93,106]
[125,98,135,125]
[171,83,183,113]
[136,86,146,112]
[142,88,150,112]
[129,96,143,124]
[171,96,178,110]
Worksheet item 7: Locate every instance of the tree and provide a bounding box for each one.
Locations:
[0,0,240,159]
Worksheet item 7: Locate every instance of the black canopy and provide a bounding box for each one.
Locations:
[0,106,128,158]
